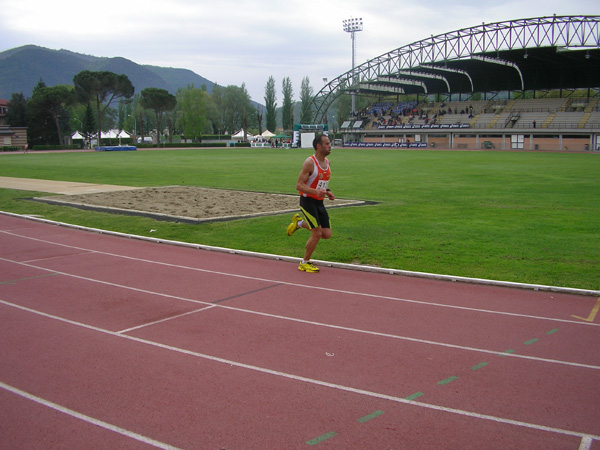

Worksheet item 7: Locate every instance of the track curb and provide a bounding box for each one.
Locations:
[2,210,599,297]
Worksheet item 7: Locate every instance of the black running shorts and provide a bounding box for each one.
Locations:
[299,196,330,229]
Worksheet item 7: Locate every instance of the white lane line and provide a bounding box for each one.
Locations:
[579,436,593,450]
[2,259,599,371]
[116,305,217,334]
[0,381,181,450]
[1,298,599,444]
[3,211,599,297]
[1,231,599,329]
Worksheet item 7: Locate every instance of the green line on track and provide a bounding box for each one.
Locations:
[357,410,384,423]
[0,273,60,284]
[499,349,516,356]
[306,432,338,446]
[546,328,559,335]
[405,392,424,400]
[524,338,539,345]
[438,376,459,385]
[470,362,489,371]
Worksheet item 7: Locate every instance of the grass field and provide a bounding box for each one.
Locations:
[0,148,598,291]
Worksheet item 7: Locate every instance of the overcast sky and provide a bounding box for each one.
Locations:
[1,0,597,102]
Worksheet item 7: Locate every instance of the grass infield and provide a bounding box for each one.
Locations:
[0,148,598,291]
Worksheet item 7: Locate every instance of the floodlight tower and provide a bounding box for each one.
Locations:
[343,17,363,114]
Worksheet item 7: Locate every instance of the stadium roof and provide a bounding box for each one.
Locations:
[312,15,600,123]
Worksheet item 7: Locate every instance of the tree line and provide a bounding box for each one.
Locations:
[4,70,318,147]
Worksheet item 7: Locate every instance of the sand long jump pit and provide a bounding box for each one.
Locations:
[32,186,371,223]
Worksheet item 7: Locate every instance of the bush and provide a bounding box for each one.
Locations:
[162,143,227,148]
[31,145,80,151]
[99,139,133,146]
[0,146,22,152]
[201,134,230,140]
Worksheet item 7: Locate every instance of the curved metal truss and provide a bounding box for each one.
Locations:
[312,15,600,123]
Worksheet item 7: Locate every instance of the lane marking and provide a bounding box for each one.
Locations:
[0,273,60,284]
[579,436,593,450]
[18,251,95,264]
[1,299,599,443]
[405,392,424,400]
[572,298,600,323]
[0,381,181,450]
[210,283,282,304]
[470,362,489,371]
[1,260,599,371]
[357,410,384,423]
[4,211,598,297]
[524,338,539,345]
[2,231,599,329]
[438,376,459,385]
[546,328,559,335]
[117,305,217,334]
[306,432,338,445]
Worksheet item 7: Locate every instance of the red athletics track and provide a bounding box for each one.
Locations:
[1,212,599,450]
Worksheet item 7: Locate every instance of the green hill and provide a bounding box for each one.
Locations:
[0,45,215,100]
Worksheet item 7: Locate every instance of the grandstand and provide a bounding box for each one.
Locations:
[312,16,600,151]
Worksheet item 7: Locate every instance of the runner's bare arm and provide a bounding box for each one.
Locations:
[296,157,326,199]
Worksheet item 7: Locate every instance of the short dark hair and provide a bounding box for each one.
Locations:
[313,134,326,150]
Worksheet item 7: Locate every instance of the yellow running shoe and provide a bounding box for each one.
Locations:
[286,213,302,236]
[298,261,320,273]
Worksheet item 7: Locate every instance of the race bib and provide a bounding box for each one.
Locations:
[316,180,329,190]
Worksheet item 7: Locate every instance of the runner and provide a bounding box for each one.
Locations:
[287,134,335,273]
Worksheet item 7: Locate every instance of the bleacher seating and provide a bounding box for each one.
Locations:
[509,98,568,112]
[549,112,585,129]
[349,97,600,132]
[585,111,600,127]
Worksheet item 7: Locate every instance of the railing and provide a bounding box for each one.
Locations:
[363,122,600,131]
[472,122,600,130]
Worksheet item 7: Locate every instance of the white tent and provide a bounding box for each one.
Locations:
[231,129,253,140]
[95,129,133,145]
[261,130,275,138]
[100,130,118,139]
[72,129,129,139]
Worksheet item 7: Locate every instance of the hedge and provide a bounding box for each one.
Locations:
[31,145,81,151]
[135,143,229,149]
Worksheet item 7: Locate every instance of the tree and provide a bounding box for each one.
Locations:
[281,77,294,131]
[210,84,226,135]
[128,93,153,143]
[6,93,28,127]
[222,84,253,138]
[117,99,132,132]
[300,76,314,124]
[73,71,134,144]
[175,85,212,142]
[26,80,55,145]
[80,103,96,148]
[29,85,75,145]
[256,106,263,135]
[335,81,352,129]
[140,88,177,144]
[264,76,277,132]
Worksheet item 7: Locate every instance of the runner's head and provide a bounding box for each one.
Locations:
[313,134,331,154]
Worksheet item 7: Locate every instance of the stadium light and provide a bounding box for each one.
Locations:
[343,17,363,114]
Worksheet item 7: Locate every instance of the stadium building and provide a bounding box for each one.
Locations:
[312,15,600,152]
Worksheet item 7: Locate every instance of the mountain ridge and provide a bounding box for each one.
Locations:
[0,45,217,101]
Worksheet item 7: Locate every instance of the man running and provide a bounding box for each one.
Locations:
[287,134,335,273]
